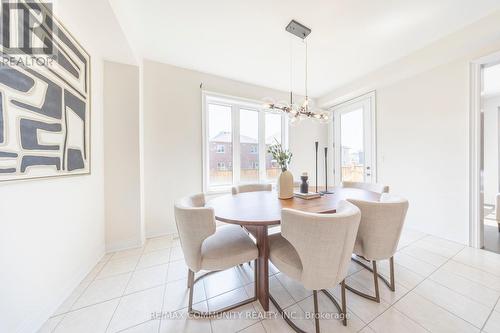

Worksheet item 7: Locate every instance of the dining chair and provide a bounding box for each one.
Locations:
[174,193,259,316]
[345,194,409,303]
[341,181,389,194]
[268,201,361,331]
[232,183,277,239]
[231,183,272,194]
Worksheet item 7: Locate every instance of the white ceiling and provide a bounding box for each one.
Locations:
[110,0,500,97]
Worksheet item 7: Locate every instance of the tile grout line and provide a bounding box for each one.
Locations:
[54,264,265,324]
[450,256,500,279]
[481,295,500,332]
[355,234,450,332]
[48,231,494,333]
[58,251,183,317]
[271,232,430,332]
[104,241,149,333]
[369,245,485,331]
[49,252,112,332]
[157,250,172,333]
[426,269,500,309]
[203,267,215,333]
[44,239,174,332]
[48,231,423,333]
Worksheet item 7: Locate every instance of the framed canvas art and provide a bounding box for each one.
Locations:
[0,0,91,182]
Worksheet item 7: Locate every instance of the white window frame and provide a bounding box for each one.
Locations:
[327,91,377,185]
[202,91,288,193]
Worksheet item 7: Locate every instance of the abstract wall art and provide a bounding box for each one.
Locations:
[0,0,91,182]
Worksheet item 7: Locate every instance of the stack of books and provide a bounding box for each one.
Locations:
[294,192,321,200]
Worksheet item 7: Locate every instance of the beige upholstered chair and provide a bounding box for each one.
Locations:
[346,194,409,303]
[341,181,389,194]
[174,193,259,316]
[268,202,361,330]
[231,183,272,195]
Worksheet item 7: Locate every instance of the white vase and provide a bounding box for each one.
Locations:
[278,170,294,199]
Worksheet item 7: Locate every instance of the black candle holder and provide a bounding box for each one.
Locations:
[320,146,333,194]
[315,141,318,193]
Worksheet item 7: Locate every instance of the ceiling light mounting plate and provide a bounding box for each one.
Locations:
[285,20,311,39]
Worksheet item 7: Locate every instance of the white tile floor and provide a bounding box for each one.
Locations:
[38,229,500,333]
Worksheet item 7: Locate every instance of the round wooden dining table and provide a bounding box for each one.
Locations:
[207,187,380,311]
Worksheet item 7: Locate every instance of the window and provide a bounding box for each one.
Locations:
[240,109,259,183]
[204,93,287,192]
[216,145,225,153]
[265,113,283,181]
[207,103,232,187]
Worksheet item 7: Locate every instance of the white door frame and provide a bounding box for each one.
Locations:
[327,91,377,186]
[469,51,500,248]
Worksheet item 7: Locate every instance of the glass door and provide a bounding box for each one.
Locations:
[332,94,375,185]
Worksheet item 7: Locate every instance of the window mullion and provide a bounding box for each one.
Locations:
[258,110,266,182]
[233,105,241,185]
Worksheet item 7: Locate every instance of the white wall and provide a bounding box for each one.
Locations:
[103,61,141,251]
[318,12,500,244]
[142,60,327,236]
[484,96,500,205]
[374,61,470,243]
[0,1,137,332]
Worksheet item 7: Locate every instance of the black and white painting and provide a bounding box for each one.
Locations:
[0,0,90,181]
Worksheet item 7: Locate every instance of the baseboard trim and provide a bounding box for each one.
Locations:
[145,230,178,239]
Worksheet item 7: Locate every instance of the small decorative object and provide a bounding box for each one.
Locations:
[314,141,319,192]
[268,140,293,199]
[320,147,334,194]
[300,172,309,194]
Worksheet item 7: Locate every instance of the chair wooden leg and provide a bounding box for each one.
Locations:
[313,290,320,333]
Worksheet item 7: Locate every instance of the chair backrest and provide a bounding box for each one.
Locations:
[342,181,389,194]
[280,201,361,290]
[232,183,272,195]
[174,193,216,272]
[347,194,409,260]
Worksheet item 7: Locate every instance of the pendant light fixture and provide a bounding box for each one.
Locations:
[263,20,330,124]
